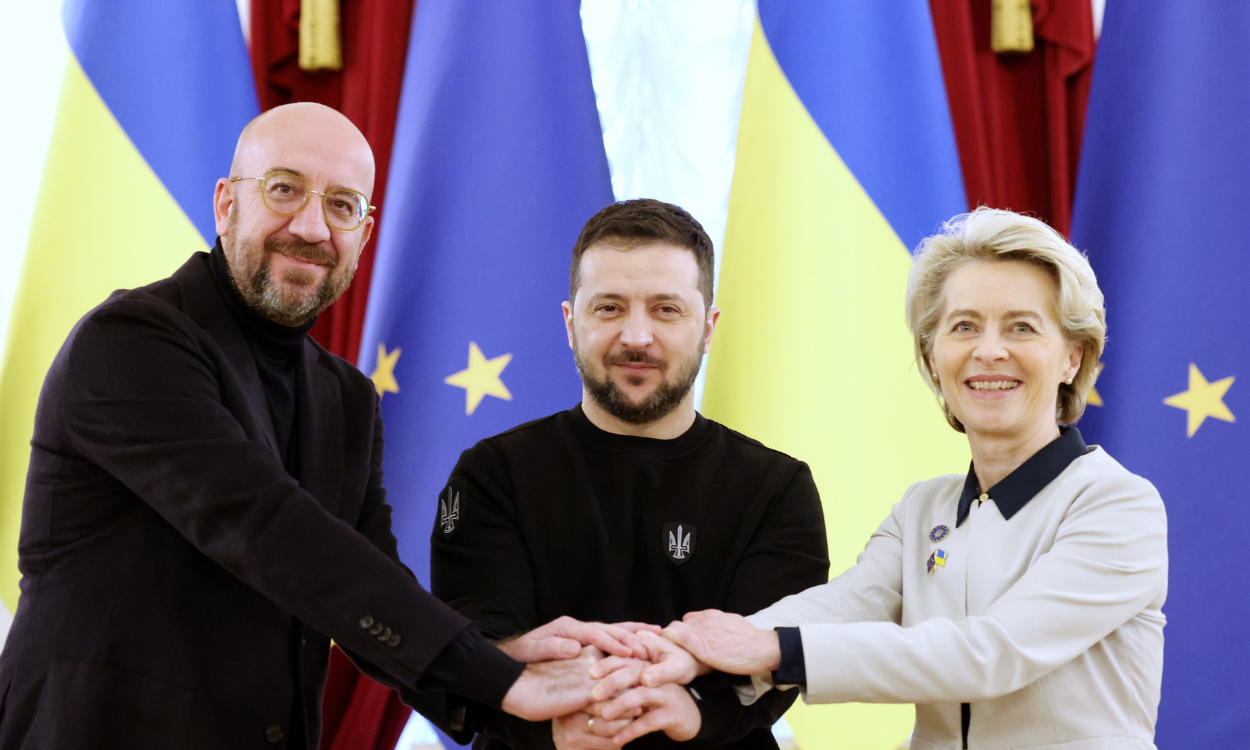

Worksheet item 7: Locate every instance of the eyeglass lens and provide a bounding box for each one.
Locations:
[262,172,367,230]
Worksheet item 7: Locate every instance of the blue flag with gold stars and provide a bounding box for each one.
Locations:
[1072,3,1250,743]
[358,0,613,591]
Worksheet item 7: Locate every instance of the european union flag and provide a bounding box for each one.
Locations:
[358,0,614,593]
[1072,3,1250,742]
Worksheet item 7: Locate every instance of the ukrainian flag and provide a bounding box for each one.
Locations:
[701,3,969,747]
[0,0,256,616]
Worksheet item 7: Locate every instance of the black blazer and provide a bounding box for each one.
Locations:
[0,253,472,749]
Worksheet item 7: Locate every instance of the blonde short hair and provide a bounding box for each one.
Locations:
[904,207,1106,432]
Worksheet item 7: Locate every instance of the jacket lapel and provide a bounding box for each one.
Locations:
[172,253,281,458]
[296,344,345,516]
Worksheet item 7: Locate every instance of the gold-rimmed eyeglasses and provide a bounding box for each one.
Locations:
[230,171,376,231]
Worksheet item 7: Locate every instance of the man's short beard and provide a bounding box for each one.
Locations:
[244,238,350,327]
[224,216,355,327]
[575,340,704,426]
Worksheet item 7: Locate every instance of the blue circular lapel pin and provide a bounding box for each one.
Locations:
[929,525,949,543]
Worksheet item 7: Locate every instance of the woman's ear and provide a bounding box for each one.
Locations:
[1065,343,1084,384]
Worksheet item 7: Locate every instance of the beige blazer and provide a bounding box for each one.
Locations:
[740,447,1167,750]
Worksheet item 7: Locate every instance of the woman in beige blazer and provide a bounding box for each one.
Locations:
[612,208,1168,750]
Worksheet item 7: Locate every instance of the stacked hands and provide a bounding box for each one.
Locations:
[498,612,781,749]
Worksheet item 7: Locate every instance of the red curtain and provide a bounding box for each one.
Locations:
[930,0,1096,236]
[321,646,413,750]
[248,2,418,749]
[250,0,417,363]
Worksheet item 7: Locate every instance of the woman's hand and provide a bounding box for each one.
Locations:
[662,610,780,675]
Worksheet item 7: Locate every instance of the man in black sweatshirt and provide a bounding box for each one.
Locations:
[431,200,831,750]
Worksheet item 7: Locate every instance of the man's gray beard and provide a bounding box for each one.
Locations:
[246,254,349,327]
[225,230,354,327]
[575,341,704,426]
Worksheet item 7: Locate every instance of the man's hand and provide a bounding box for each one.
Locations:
[499,616,647,663]
[590,631,708,700]
[612,621,664,636]
[662,610,781,676]
[598,684,702,745]
[587,656,647,702]
[501,646,604,721]
[551,710,638,750]
[636,630,709,687]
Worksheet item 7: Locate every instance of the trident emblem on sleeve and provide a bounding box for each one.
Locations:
[438,487,460,537]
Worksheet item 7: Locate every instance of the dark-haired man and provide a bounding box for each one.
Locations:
[431,199,830,750]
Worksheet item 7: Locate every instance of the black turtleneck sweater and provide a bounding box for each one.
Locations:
[208,243,313,473]
[209,242,318,745]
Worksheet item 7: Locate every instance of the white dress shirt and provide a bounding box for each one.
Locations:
[739,430,1167,750]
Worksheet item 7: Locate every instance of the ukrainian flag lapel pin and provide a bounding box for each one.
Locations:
[927,549,948,574]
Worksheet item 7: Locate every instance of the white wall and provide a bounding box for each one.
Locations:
[0,0,67,361]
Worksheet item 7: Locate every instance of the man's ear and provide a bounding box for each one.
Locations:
[702,306,721,352]
[562,301,575,350]
[213,178,234,236]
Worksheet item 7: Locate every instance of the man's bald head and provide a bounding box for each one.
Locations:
[213,102,378,327]
[229,102,375,196]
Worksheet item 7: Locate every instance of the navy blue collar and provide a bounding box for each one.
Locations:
[956,427,1091,527]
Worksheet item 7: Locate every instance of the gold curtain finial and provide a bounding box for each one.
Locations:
[991,0,1035,54]
[299,0,342,71]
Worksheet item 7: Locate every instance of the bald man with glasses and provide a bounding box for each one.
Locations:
[0,103,642,750]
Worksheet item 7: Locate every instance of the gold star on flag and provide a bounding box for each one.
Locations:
[1086,363,1104,407]
[1163,363,1235,437]
[370,343,401,398]
[445,341,512,415]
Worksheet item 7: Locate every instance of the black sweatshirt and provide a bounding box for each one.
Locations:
[432,405,831,750]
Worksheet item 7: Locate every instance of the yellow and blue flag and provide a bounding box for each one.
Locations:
[1072,3,1250,742]
[0,0,256,615]
[701,2,970,746]
[358,0,613,596]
